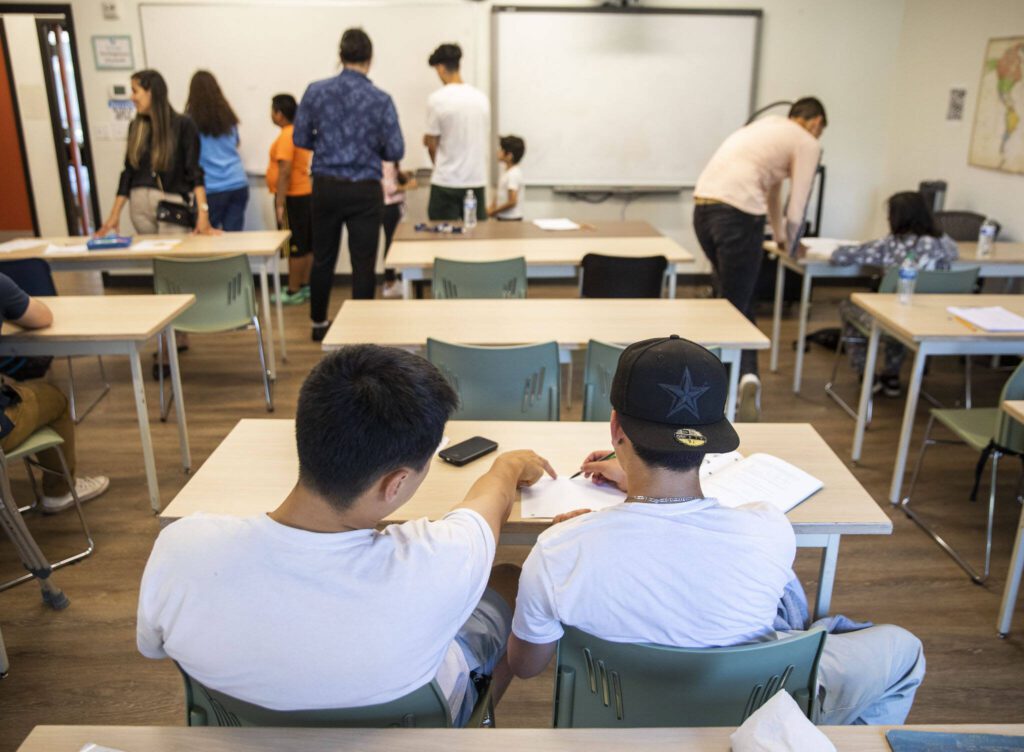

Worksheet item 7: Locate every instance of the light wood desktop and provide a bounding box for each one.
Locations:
[160,420,891,619]
[18,724,1024,752]
[388,221,694,298]
[321,299,769,421]
[5,231,290,379]
[0,295,195,512]
[999,400,1024,638]
[764,240,1024,393]
[848,294,1024,506]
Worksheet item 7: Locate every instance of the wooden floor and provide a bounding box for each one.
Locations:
[1,273,1023,749]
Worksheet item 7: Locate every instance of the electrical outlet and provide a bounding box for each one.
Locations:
[101,2,120,21]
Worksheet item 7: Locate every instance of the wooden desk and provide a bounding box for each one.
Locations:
[389,221,694,298]
[999,400,1024,637]
[321,298,768,420]
[848,294,1024,505]
[160,420,891,619]
[18,724,1024,751]
[0,295,195,512]
[764,241,1024,393]
[6,231,290,379]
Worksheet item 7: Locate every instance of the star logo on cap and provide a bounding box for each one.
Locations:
[658,367,710,421]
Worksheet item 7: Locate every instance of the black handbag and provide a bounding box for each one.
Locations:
[155,176,197,229]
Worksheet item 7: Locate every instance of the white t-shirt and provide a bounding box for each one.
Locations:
[137,509,494,717]
[512,499,795,648]
[496,164,524,220]
[425,83,490,189]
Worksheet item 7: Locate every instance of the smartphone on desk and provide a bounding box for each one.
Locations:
[439,436,498,466]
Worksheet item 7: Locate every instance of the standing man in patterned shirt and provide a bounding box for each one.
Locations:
[294,28,405,342]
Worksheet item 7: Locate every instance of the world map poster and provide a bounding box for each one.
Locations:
[969,36,1024,175]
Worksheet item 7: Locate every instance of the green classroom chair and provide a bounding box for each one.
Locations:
[427,339,560,421]
[433,257,527,299]
[824,266,981,424]
[153,255,273,414]
[0,428,94,592]
[552,625,826,728]
[178,663,493,728]
[582,340,625,422]
[902,360,1024,585]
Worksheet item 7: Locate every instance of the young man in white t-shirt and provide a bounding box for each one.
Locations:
[424,43,490,222]
[488,135,526,221]
[137,345,554,726]
[508,336,926,725]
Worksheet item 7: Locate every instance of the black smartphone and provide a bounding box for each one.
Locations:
[439,436,498,466]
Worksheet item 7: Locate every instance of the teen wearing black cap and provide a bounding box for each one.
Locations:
[507,335,925,725]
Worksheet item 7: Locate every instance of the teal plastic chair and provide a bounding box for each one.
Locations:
[903,360,1024,585]
[427,339,560,421]
[153,255,272,413]
[433,257,527,299]
[582,341,625,422]
[825,266,981,424]
[552,625,826,728]
[178,663,493,728]
[0,428,94,592]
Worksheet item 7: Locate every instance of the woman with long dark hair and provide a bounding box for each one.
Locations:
[96,69,214,236]
[186,71,249,231]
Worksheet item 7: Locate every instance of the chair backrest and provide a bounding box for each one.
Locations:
[996,361,1024,453]
[153,255,257,333]
[553,625,826,728]
[582,340,625,422]
[433,257,527,299]
[878,266,980,294]
[427,339,560,421]
[933,211,999,242]
[580,254,667,298]
[178,664,452,728]
[0,258,56,296]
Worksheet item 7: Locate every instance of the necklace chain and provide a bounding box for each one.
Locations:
[625,495,704,505]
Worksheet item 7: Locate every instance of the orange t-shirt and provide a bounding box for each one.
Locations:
[266,124,312,196]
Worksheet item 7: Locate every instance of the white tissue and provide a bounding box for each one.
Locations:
[730,690,836,752]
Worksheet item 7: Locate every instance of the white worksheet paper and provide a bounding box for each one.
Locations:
[701,453,823,513]
[800,237,858,261]
[131,239,182,252]
[948,306,1024,333]
[0,239,45,253]
[521,477,625,519]
[44,243,89,254]
[532,218,580,232]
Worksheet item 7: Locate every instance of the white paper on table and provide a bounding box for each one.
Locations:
[79,745,129,752]
[948,306,1024,333]
[44,243,89,254]
[700,450,745,477]
[800,237,858,261]
[532,218,581,232]
[701,453,823,514]
[132,239,182,252]
[0,239,46,253]
[520,477,624,519]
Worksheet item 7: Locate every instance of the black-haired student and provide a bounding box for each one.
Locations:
[488,135,526,221]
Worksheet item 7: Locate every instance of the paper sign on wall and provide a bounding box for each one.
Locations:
[92,36,134,70]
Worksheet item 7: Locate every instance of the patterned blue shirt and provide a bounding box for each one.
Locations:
[293,69,404,181]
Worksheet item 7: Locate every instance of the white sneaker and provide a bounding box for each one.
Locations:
[738,373,762,423]
[41,475,110,514]
[381,280,403,299]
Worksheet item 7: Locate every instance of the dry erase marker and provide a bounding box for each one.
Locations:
[570,451,616,479]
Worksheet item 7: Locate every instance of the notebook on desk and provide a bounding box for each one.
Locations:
[948,306,1024,333]
[886,729,1024,751]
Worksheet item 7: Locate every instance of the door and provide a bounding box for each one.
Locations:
[0,19,37,236]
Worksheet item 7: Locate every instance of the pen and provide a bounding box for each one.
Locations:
[570,451,616,479]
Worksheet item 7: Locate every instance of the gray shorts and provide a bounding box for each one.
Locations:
[452,587,512,726]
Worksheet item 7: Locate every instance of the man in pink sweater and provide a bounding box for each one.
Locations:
[693,97,826,421]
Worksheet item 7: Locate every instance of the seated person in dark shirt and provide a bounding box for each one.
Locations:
[0,274,109,512]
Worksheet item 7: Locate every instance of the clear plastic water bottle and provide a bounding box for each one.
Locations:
[463,190,477,230]
[977,218,997,258]
[897,255,918,305]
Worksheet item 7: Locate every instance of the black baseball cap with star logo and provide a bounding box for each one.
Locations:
[610,335,739,454]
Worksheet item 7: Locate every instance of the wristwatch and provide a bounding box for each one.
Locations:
[199,202,210,212]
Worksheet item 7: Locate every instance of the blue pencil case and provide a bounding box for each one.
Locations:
[87,235,133,250]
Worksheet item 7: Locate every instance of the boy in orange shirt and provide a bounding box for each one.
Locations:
[267,94,313,304]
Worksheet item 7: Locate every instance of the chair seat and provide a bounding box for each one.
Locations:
[4,428,64,464]
[931,408,997,452]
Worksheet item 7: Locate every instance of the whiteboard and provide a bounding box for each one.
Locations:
[140,1,483,174]
[493,7,760,187]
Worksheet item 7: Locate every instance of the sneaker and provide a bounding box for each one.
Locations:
[381,280,403,299]
[297,286,312,302]
[311,320,331,343]
[879,375,901,398]
[41,475,110,514]
[271,289,307,306]
[738,373,761,423]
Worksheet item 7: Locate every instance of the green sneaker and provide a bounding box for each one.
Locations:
[272,289,306,306]
[296,286,312,302]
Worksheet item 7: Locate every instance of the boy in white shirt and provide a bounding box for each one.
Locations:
[508,335,926,725]
[488,135,526,221]
[137,345,554,726]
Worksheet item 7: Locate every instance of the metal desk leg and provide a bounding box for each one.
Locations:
[0,621,8,677]
[851,322,880,463]
[998,502,1024,636]
[272,253,287,362]
[815,534,841,620]
[792,269,813,393]
[721,349,740,421]
[257,264,278,381]
[128,345,161,513]
[164,327,191,475]
[667,263,678,299]
[770,257,784,373]
[402,277,413,300]
[889,346,928,505]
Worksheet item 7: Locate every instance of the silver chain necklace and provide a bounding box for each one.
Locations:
[625,495,704,505]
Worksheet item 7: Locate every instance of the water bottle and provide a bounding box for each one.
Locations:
[463,190,477,230]
[977,218,997,258]
[897,256,918,305]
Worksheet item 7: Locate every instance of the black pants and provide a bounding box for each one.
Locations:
[311,177,383,321]
[382,202,402,283]
[693,203,766,377]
